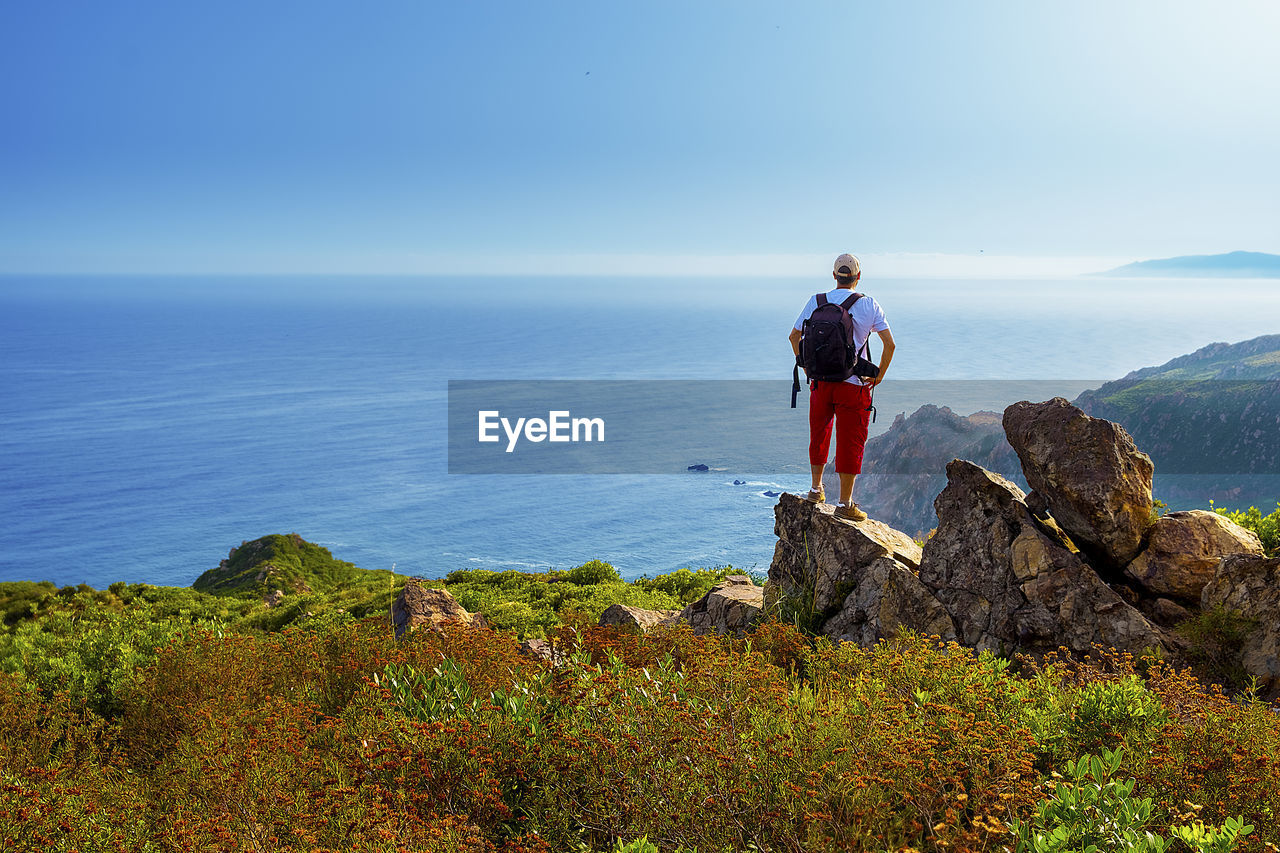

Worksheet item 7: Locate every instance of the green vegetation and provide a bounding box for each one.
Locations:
[0,537,737,720]
[1176,604,1260,691]
[1,620,1272,852]
[192,532,394,598]
[444,563,734,637]
[1212,501,1280,557]
[1010,748,1253,853]
[0,533,1273,851]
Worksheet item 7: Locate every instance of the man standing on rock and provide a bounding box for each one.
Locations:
[789,253,896,521]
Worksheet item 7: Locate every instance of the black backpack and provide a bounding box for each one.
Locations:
[791,292,878,408]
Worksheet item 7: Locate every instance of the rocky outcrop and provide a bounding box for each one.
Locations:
[770,493,922,616]
[1004,397,1155,569]
[1124,510,1264,601]
[768,494,951,645]
[392,580,485,640]
[598,604,679,633]
[679,575,763,637]
[919,460,1166,655]
[851,336,1280,535]
[766,395,1274,685]
[1201,555,1280,693]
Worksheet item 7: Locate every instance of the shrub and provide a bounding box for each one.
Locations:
[1211,501,1279,556]
[1176,604,1258,691]
[0,605,221,717]
[565,559,622,585]
[1020,673,1169,765]
[6,581,1280,851]
[631,567,734,604]
[1010,747,1253,853]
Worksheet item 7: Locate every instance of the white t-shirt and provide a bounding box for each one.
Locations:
[794,288,890,385]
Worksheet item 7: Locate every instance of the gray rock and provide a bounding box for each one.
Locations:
[769,493,922,618]
[919,459,1166,656]
[679,575,764,637]
[768,493,950,645]
[598,604,680,633]
[391,580,484,640]
[820,556,956,645]
[1201,554,1280,694]
[1125,510,1264,602]
[1003,397,1155,568]
[519,639,560,663]
[1151,597,1192,626]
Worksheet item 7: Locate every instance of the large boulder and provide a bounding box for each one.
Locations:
[1125,510,1264,601]
[919,460,1166,656]
[769,493,923,616]
[1003,398,1155,569]
[1201,555,1280,694]
[768,493,950,645]
[679,575,764,637]
[598,604,680,633]
[392,580,484,639]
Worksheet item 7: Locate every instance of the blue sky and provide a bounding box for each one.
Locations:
[2,1,1277,276]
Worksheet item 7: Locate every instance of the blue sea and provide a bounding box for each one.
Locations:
[2,274,1278,589]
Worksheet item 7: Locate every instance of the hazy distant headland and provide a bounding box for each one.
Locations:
[1096,250,1280,278]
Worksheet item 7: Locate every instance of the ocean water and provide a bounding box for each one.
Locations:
[2,274,1278,589]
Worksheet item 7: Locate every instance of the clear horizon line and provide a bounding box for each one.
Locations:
[4,247,1272,280]
[0,251,1146,279]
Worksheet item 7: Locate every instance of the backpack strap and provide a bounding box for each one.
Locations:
[839,292,864,310]
[815,293,828,307]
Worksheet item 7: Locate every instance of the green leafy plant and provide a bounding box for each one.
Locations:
[1149,498,1169,525]
[1210,501,1279,556]
[1021,674,1168,764]
[1010,748,1253,853]
[1170,818,1256,853]
[375,657,479,721]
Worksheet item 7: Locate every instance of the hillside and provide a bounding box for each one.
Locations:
[192,532,399,599]
[1098,250,1280,278]
[1074,335,1280,476]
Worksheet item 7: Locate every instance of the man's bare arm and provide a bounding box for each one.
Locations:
[788,326,803,356]
[870,328,895,386]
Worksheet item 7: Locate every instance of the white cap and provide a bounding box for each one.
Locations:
[833,253,861,277]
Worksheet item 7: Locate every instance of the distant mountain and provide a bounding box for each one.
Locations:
[1073,335,1280,480]
[857,334,1280,536]
[1098,250,1280,278]
[856,407,1025,538]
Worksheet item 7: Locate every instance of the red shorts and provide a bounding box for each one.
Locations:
[808,381,871,474]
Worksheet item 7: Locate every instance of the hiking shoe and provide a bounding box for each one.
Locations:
[834,503,867,522]
[804,488,826,503]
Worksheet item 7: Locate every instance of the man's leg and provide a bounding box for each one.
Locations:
[838,473,858,505]
[811,464,826,492]
[808,382,836,492]
[833,383,872,502]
